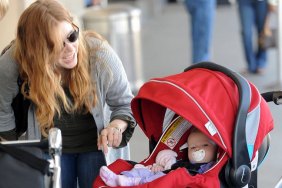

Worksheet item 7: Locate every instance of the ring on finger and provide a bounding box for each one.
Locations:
[112,127,121,132]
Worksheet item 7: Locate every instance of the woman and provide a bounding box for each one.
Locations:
[0,0,136,188]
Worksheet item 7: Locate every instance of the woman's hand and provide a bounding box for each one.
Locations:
[98,119,127,154]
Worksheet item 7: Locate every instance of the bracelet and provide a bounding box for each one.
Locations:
[111,115,136,128]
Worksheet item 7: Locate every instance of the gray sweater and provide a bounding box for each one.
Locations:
[0,37,135,164]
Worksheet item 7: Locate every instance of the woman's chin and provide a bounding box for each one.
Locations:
[64,61,77,69]
[62,56,77,69]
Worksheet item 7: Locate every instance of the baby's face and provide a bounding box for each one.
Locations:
[187,130,217,163]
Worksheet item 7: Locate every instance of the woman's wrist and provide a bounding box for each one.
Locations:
[106,115,136,148]
[111,115,136,128]
[108,119,127,132]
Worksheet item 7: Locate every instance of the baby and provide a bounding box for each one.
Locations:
[100,127,218,186]
[172,127,218,175]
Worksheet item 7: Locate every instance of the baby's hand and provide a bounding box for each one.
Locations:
[146,165,153,170]
[155,149,177,170]
[151,163,165,173]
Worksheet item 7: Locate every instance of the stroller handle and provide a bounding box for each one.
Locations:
[261,91,282,104]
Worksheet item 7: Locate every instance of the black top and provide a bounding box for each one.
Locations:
[54,88,98,153]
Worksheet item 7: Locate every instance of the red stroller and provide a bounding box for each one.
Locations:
[93,62,274,188]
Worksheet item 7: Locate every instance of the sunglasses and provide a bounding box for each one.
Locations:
[63,23,79,47]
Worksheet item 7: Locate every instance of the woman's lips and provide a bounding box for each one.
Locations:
[62,53,74,63]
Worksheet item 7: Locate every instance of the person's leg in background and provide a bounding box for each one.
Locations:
[254,0,268,72]
[237,0,257,73]
[61,154,78,188]
[184,0,216,64]
[77,151,106,188]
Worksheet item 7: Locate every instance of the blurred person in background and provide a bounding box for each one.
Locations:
[237,0,277,74]
[0,0,9,21]
[85,0,101,7]
[183,0,217,64]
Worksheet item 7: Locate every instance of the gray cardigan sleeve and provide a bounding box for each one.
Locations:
[87,37,136,146]
[0,46,19,131]
[99,42,134,121]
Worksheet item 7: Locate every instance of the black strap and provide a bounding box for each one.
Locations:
[0,144,50,175]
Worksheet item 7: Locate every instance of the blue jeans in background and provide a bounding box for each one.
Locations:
[184,0,216,64]
[237,0,268,73]
[61,151,106,188]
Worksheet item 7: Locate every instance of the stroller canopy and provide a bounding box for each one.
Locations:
[131,65,273,161]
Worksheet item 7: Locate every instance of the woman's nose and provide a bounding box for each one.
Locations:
[63,43,72,51]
